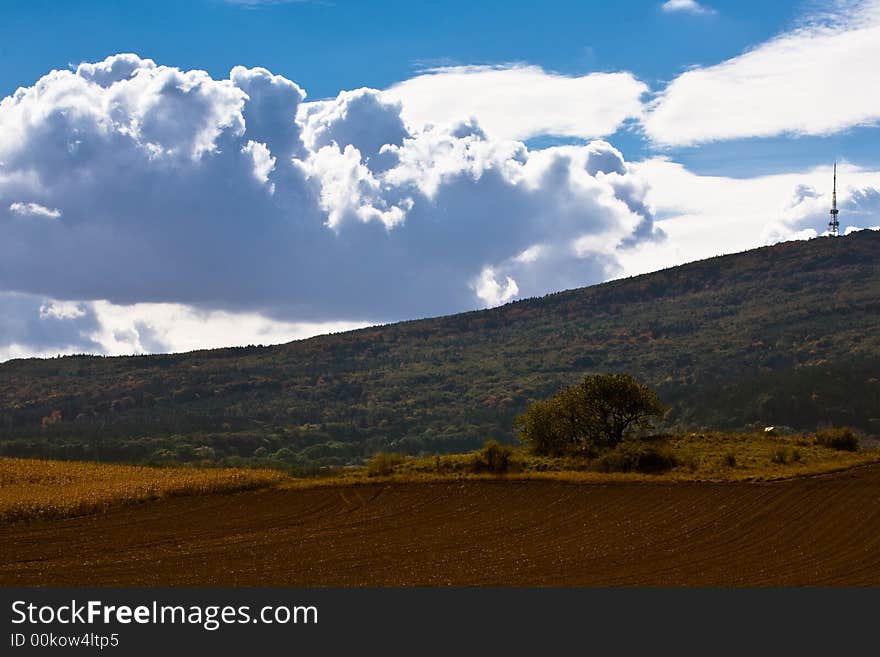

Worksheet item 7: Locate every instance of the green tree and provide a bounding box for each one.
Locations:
[516,374,667,454]
[514,398,569,455]
[575,374,667,446]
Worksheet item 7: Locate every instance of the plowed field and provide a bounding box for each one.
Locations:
[3,465,880,586]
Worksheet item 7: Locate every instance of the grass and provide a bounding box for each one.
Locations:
[663,431,870,478]
[0,458,286,522]
[284,430,880,487]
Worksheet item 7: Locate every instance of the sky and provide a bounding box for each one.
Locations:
[1,0,879,360]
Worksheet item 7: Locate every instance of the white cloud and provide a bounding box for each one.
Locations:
[300,88,409,164]
[645,0,880,145]
[9,201,61,219]
[86,300,367,355]
[472,267,519,307]
[0,292,102,360]
[0,291,367,362]
[845,225,879,235]
[39,300,87,320]
[241,140,276,187]
[10,49,877,360]
[383,65,647,141]
[0,55,664,358]
[616,159,880,276]
[661,0,716,15]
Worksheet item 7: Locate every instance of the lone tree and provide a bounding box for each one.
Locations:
[516,373,667,454]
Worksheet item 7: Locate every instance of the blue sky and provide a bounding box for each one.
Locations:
[0,0,879,358]
[1,1,799,97]
[2,1,824,168]
[2,0,872,172]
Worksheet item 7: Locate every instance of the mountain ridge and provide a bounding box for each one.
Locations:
[1,230,878,466]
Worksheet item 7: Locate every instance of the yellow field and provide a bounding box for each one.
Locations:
[0,458,286,522]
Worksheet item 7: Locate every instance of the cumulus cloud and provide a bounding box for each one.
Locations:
[12,47,875,361]
[383,65,647,141]
[300,89,408,167]
[0,54,664,358]
[661,0,716,15]
[644,0,880,145]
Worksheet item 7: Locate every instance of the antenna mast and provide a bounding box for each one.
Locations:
[828,162,840,236]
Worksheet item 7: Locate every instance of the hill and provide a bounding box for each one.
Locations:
[1,230,878,467]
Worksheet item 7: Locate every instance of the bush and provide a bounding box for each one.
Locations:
[472,440,514,474]
[813,427,860,451]
[515,399,570,456]
[594,442,678,474]
[366,452,406,477]
[722,451,737,468]
[771,447,802,464]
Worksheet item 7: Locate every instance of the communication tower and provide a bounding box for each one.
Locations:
[829,162,840,236]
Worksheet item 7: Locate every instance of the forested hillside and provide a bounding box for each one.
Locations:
[1,230,878,467]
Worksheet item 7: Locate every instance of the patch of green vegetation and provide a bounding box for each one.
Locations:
[339,431,877,484]
[472,440,517,474]
[813,427,860,451]
[593,442,679,474]
[366,452,407,477]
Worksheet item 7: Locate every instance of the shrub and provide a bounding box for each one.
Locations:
[771,447,802,465]
[366,452,406,477]
[472,440,514,474]
[722,451,737,468]
[813,427,860,451]
[515,398,570,456]
[594,442,678,474]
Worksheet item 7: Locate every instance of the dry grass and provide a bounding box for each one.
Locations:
[282,431,880,489]
[0,458,286,523]
[664,431,876,480]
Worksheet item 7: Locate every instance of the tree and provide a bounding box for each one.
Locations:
[516,374,667,454]
[575,374,667,446]
[514,398,569,455]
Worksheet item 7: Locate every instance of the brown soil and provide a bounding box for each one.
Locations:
[3,465,880,586]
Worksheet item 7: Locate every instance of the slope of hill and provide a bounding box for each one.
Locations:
[1,231,878,466]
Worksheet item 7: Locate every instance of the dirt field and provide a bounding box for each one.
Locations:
[3,464,880,586]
